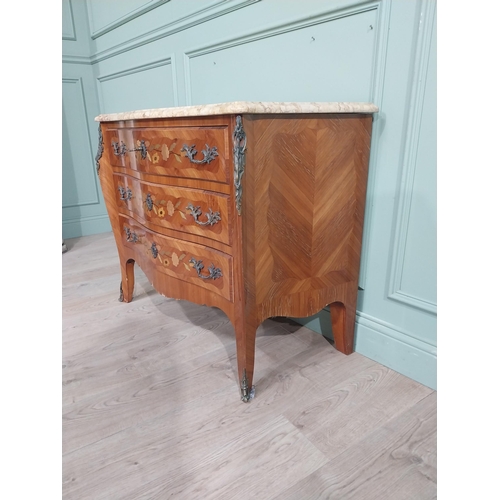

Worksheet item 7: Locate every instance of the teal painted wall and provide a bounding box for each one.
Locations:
[63,0,111,238]
[62,0,437,389]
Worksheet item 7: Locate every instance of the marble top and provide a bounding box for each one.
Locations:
[95,101,379,122]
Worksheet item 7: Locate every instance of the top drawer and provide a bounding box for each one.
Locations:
[105,125,229,183]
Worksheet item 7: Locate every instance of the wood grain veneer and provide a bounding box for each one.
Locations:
[112,173,232,246]
[96,109,375,401]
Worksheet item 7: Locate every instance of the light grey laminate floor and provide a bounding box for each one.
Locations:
[62,232,437,499]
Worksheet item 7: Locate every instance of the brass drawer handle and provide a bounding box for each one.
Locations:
[118,186,132,200]
[112,141,127,156]
[124,227,138,243]
[186,204,221,226]
[189,258,223,280]
[112,140,148,159]
[145,194,153,211]
[151,242,158,259]
[181,144,218,164]
[135,140,148,159]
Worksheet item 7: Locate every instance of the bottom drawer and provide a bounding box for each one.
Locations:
[119,215,233,302]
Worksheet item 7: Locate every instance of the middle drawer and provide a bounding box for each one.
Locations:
[113,173,231,246]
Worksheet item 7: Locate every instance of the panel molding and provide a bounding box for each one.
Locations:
[63,55,92,65]
[88,0,170,40]
[387,0,436,314]
[62,77,101,209]
[62,0,77,41]
[96,56,177,111]
[90,0,261,64]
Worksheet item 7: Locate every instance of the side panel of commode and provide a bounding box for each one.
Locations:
[242,114,373,353]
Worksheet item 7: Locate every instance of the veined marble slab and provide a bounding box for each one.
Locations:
[95,101,379,122]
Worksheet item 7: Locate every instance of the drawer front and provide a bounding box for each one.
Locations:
[105,126,228,183]
[113,174,231,246]
[119,216,233,301]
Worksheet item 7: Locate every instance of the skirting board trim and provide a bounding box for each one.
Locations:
[62,214,112,239]
[292,308,436,390]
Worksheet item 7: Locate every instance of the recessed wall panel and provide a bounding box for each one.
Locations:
[88,0,169,38]
[62,0,76,40]
[98,60,176,114]
[399,18,437,308]
[62,78,99,208]
[188,9,377,104]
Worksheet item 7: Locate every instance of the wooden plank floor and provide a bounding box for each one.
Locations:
[62,232,437,499]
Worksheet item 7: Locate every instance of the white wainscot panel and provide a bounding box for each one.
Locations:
[62,78,100,208]
[186,8,377,104]
[98,59,176,114]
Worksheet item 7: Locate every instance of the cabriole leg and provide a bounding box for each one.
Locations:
[234,317,258,402]
[329,284,358,354]
[119,259,135,303]
[330,283,358,354]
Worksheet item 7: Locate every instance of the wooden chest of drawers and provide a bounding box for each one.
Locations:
[95,102,378,401]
